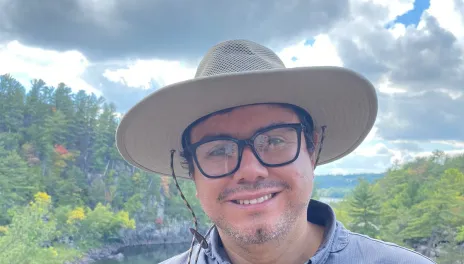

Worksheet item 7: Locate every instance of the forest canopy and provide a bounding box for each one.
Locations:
[0,74,462,263]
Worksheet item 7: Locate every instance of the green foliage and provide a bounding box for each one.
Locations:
[336,153,464,262]
[164,178,211,228]
[0,147,41,225]
[332,201,353,228]
[346,179,381,238]
[0,75,215,263]
[0,192,82,264]
[312,181,321,200]
[456,226,464,243]
[65,203,135,249]
[0,74,25,134]
[0,74,462,263]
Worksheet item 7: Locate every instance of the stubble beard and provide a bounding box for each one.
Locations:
[212,199,308,246]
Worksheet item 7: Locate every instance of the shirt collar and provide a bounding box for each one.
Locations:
[202,199,349,264]
[306,199,349,263]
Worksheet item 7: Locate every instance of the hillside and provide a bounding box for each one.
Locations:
[314,173,385,198]
[0,74,462,263]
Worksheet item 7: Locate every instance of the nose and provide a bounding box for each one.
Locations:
[232,146,269,183]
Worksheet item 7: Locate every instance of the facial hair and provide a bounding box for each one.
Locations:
[212,192,308,246]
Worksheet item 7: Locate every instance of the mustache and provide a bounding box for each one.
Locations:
[217,180,291,202]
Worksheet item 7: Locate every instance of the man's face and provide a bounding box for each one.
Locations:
[190,104,316,245]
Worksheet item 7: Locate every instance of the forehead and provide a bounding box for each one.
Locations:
[190,104,299,143]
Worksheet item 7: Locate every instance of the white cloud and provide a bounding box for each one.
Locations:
[103,35,341,91]
[302,0,464,174]
[371,0,415,22]
[437,89,464,100]
[0,40,100,95]
[364,124,380,142]
[76,0,464,174]
[2,0,463,175]
[377,75,407,94]
[352,0,415,24]
[388,23,407,39]
[354,142,391,156]
[427,0,464,40]
[277,34,343,68]
[430,140,464,149]
[103,59,196,90]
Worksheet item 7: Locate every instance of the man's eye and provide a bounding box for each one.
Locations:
[269,138,285,145]
[209,147,226,156]
[207,144,236,157]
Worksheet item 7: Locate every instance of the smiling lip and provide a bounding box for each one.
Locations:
[228,191,280,210]
[226,189,282,202]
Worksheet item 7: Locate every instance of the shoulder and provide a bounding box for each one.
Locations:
[344,231,437,263]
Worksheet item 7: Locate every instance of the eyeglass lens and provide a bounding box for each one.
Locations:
[195,126,300,177]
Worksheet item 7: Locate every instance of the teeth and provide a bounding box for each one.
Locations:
[237,194,273,205]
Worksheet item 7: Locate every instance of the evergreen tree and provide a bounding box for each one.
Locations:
[0,74,25,134]
[347,178,381,238]
[0,74,462,263]
[0,147,40,225]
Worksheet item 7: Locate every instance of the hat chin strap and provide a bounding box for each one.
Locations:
[170,150,214,264]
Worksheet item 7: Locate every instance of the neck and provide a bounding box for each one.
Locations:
[219,215,325,264]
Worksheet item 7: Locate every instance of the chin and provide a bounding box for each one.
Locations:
[217,218,289,246]
[240,224,286,245]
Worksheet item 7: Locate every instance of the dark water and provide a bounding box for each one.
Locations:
[96,243,191,264]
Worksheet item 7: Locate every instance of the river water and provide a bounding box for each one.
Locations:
[96,243,191,264]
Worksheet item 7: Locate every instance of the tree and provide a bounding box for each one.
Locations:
[0,192,81,264]
[3,74,462,263]
[90,102,118,173]
[0,74,25,134]
[0,147,40,225]
[347,178,381,238]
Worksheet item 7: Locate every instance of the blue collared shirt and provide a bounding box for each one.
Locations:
[160,200,436,264]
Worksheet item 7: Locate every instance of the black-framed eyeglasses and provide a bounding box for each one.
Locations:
[186,123,305,178]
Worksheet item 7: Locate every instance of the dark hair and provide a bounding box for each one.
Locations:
[179,103,316,177]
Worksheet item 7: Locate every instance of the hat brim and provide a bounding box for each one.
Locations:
[116,66,378,179]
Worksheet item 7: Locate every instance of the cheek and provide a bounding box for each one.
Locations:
[287,149,314,178]
[278,150,315,197]
[195,178,226,215]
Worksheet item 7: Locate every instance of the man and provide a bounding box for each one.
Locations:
[116,40,436,264]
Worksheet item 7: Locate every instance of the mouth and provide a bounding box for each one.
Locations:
[230,192,279,205]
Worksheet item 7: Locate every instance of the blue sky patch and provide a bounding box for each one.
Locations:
[393,0,430,27]
[304,38,315,46]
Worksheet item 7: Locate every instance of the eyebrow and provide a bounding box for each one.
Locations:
[196,121,288,143]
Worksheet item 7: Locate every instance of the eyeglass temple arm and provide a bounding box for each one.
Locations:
[314,125,327,168]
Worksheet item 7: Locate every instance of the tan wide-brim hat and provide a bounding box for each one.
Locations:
[115,39,378,179]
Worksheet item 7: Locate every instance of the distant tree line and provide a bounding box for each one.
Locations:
[0,74,462,263]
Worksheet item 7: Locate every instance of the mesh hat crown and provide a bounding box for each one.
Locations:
[195,40,286,78]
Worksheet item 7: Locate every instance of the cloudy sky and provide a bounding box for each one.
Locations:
[1,0,463,175]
